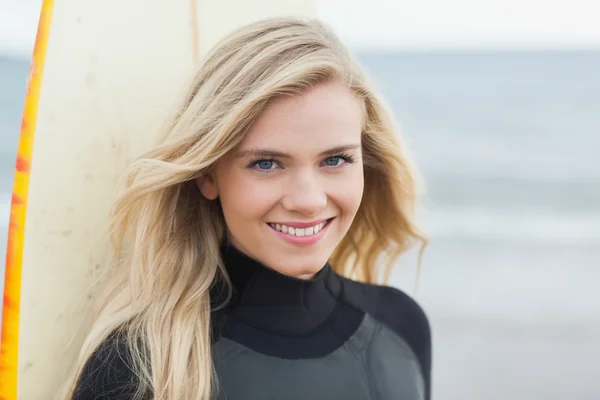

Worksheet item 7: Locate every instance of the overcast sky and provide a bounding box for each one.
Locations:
[1,0,599,57]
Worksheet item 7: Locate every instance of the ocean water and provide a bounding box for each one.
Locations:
[0,56,27,264]
[1,51,599,399]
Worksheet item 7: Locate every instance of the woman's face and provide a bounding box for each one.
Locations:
[197,82,364,278]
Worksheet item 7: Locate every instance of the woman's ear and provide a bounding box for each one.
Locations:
[195,174,219,200]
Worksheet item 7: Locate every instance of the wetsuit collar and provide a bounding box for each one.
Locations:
[219,244,339,335]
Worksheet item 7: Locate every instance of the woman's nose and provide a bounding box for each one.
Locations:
[280,169,327,216]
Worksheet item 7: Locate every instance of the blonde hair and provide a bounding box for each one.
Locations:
[60,16,427,400]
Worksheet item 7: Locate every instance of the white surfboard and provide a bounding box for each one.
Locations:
[0,1,317,398]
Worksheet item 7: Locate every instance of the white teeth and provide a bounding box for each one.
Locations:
[268,220,330,237]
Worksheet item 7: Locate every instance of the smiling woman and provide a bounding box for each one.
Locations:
[61,17,431,400]
[196,83,365,278]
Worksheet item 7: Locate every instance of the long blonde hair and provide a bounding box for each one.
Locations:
[60,17,427,400]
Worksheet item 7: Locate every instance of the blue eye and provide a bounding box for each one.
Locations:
[256,160,274,170]
[246,158,280,173]
[324,157,343,166]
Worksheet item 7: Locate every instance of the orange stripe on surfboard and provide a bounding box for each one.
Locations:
[0,0,55,398]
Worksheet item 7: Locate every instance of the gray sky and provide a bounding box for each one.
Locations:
[1,0,599,57]
[318,0,600,50]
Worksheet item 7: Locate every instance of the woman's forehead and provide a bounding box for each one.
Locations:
[240,83,363,150]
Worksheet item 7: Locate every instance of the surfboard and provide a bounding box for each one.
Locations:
[0,0,317,398]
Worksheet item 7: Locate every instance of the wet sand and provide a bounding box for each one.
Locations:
[431,316,600,400]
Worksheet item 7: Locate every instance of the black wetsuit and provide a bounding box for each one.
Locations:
[73,245,432,399]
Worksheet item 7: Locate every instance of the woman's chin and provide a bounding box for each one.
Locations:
[268,258,328,280]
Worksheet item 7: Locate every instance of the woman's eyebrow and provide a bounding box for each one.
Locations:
[318,144,361,156]
[235,144,361,159]
[235,149,289,159]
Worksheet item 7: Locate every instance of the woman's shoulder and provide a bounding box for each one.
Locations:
[337,276,431,336]
[71,332,140,400]
[337,276,432,391]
